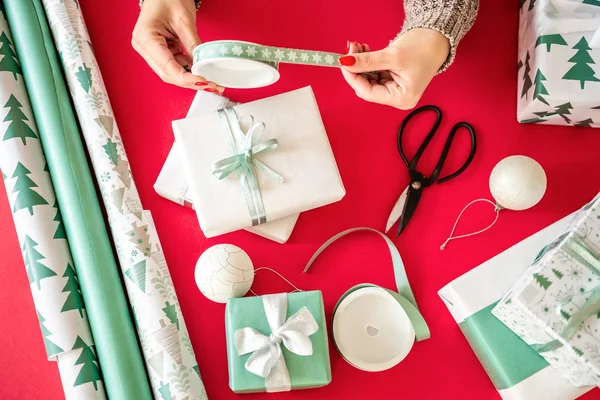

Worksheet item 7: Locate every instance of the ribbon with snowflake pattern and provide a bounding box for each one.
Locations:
[193,41,344,68]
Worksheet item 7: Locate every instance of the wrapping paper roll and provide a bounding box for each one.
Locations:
[0,10,105,399]
[39,0,208,398]
[3,1,152,399]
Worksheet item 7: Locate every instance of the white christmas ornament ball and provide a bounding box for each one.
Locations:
[489,155,547,211]
[195,244,254,303]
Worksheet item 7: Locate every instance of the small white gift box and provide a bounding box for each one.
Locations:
[172,86,345,238]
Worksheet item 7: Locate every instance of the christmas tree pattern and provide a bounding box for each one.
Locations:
[0,31,21,80]
[149,351,165,378]
[2,169,6,180]
[554,102,574,123]
[2,95,37,145]
[561,309,571,320]
[110,187,124,211]
[562,37,600,89]
[116,159,131,189]
[193,365,201,378]
[159,382,171,400]
[552,268,564,279]
[517,60,523,71]
[533,69,549,105]
[573,346,584,357]
[521,51,533,99]
[103,138,118,165]
[52,200,67,239]
[38,311,64,357]
[72,336,102,390]
[533,273,552,289]
[127,223,151,256]
[582,0,600,6]
[125,260,147,293]
[95,115,114,137]
[23,235,56,290]
[163,302,179,330]
[575,118,594,127]
[61,263,85,318]
[75,64,92,93]
[154,320,183,366]
[11,162,48,215]
[536,34,567,52]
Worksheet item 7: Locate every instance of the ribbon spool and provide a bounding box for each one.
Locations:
[441,155,547,250]
[192,40,344,89]
[303,228,430,372]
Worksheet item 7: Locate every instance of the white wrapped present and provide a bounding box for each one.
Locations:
[172,86,345,238]
[518,0,600,127]
[439,211,596,399]
[154,91,299,243]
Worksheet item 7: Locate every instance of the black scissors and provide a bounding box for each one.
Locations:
[385,105,477,237]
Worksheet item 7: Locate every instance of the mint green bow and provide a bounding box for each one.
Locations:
[532,235,600,353]
[211,110,283,226]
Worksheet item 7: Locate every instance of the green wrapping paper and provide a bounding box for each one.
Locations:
[0,9,105,399]
[3,1,152,399]
[39,1,208,398]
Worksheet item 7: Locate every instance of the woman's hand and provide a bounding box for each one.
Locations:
[339,28,450,109]
[132,0,223,93]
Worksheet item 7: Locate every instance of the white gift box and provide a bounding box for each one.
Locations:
[438,212,596,400]
[154,91,300,243]
[172,86,345,238]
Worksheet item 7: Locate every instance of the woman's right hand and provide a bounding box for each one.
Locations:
[132,0,223,93]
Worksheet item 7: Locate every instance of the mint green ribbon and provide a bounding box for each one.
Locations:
[531,235,600,353]
[211,109,283,226]
[303,228,430,341]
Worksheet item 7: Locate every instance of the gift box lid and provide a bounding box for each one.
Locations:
[225,290,331,393]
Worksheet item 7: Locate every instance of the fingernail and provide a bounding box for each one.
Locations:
[345,40,350,53]
[363,43,369,49]
[203,88,219,94]
[338,55,356,66]
[195,81,208,86]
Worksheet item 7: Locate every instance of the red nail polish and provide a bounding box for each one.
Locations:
[338,55,356,66]
[345,40,350,53]
[204,88,220,94]
[195,81,208,86]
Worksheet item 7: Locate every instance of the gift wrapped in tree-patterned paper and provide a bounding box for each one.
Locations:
[518,0,600,127]
[492,192,600,387]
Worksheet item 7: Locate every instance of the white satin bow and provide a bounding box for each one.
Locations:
[234,293,319,392]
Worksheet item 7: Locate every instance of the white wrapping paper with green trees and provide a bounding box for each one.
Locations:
[39,1,207,398]
[0,8,105,399]
[518,0,600,127]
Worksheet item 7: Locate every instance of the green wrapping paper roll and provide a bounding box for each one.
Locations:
[40,0,208,398]
[0,9,105,399]
[3,1,152,399]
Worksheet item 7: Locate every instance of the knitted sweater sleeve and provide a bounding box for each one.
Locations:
[400,0,479,71]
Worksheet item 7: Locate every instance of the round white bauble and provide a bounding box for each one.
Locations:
[489,155,547,211]
[195,244,254,303]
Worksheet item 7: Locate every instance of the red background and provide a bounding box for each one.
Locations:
[1,0,600,399]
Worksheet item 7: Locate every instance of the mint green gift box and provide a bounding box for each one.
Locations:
[225,290,332,394]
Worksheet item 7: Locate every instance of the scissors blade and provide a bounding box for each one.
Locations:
[385,185,410,233]
[397,185,422,236]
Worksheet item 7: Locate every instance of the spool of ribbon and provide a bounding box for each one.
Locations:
[233,293,319,392]
[211,109,283,226]
[192,40,345,89]
[531,234,600,353]
[303,228,430,371]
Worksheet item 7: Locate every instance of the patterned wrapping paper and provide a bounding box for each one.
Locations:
[39,1,207,398]
[0,8,105,399]
[517,0,600,127]
[493,193,600,387]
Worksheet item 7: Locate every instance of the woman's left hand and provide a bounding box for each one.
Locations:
[339,28,450,109]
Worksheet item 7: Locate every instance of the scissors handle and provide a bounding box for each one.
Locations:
[429,122,477,185]
[397,105,442,169]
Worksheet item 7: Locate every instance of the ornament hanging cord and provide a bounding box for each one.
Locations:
[249,267,303,296]
[440,199,502,250]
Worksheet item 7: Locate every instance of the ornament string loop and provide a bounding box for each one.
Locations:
[440,199,501,250]
[249,267,302,296]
